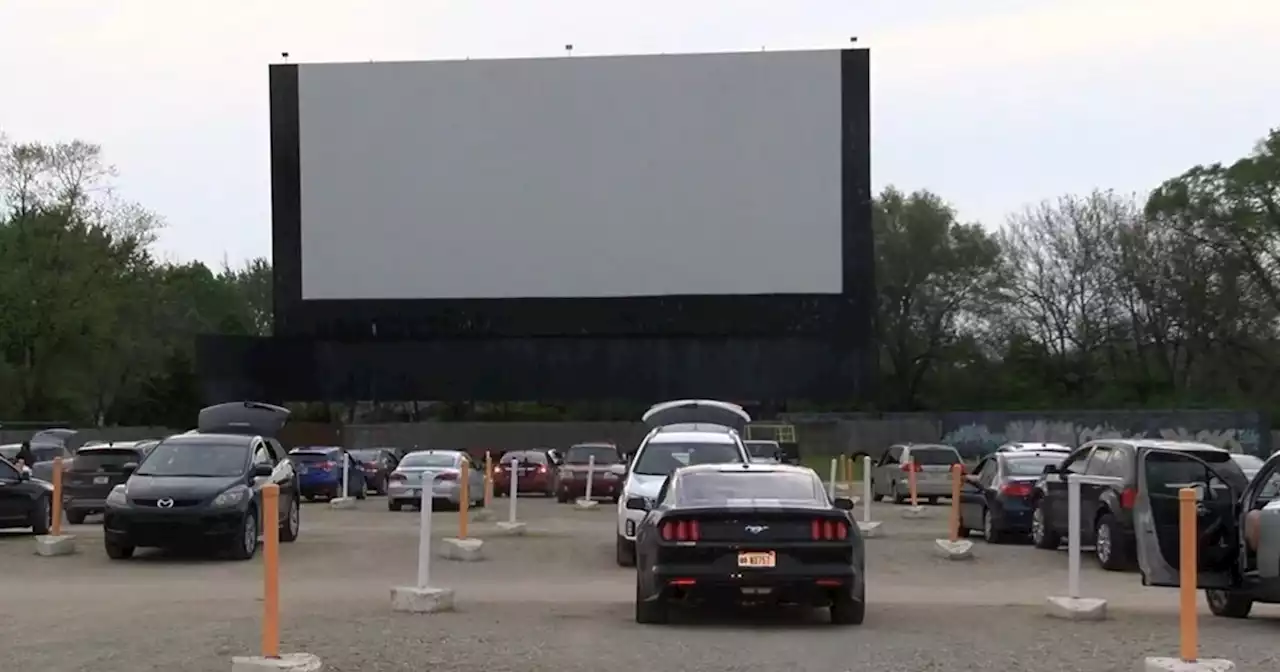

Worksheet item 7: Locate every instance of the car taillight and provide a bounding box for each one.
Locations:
[901,461,921,473]
[537,465,547,474]
[660,519,700,542]
[811,518,849,541]
[320,461,336,470]
[1000,482,1033,497]
[389,473,407,482]
[492,465,502,474]
[437,472,458,481]
[1121,487,1137,509]
[362,461,377,469]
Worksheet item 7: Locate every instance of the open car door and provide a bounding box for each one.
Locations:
[1134,448,1239,589]
[641,399,751,433]
[197,401,290,437]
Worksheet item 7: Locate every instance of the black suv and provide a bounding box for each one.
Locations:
[103,402,301,560]
[1031,439,1248,571]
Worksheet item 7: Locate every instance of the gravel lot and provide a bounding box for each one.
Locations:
[2,491,1278,672]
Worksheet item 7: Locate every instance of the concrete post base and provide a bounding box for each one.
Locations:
[329,497,357,510]
[495,521,528,536]
[35,534,77,556]
[231,653,323,672]
[901,506,927,519]
[1143,657,1236,672]
[574,499,599,511]
[390,585,456,613]
[1045,596,1107,621]
[439,537,485,561]
[932,538,974,560]
[856,521,882,538]
[472,508,496,522]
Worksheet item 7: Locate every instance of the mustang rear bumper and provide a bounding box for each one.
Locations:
[648,565,861,605]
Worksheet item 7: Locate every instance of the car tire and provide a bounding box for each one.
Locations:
[830,581,866,625]
[355,488,367,501]
[30,496,52,535]
[1031,502,1061,549]
[1094,512,1127,571]
[634,579,668,624]
[388,499,403,512]
[557,492,570,504]
[66,510,88,525]
[1205,589,1253,619]
[280,497,300,543]
[891,481,906,505]
[228,510,259,561]
[105,540,135,560]
[871,481,883,503]
[982,508,1002,544]
[616,534,636,567]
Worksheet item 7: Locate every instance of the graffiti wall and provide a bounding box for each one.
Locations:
[940,410,1270,458]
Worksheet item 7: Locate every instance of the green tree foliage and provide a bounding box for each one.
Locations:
[1,126,1277,423]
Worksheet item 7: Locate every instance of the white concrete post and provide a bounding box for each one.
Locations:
[341,456,350,498]
[585,455,595,500]
[508,457,519,524]
[862,456,873,524]
[417,475,434,588]
[828,458,838,499]
[1067,475,1081,599]
[1045,473,1121,621]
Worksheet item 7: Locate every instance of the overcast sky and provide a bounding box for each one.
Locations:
[1,0,1276,267]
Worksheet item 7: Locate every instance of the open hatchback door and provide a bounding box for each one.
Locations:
[1134,448,1240,589]
[641,399,751,433]
[197,401,290,437]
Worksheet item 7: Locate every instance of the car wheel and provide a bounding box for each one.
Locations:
[557,492,569,503]
[891,481,906,505]
[1094,513,1127,571]
[634,577,668,624]
[871,481,883,503]
[30,496,52,535]
[280,498,300,543]
[830,581,866,625]
[355,488,367,501]
[1031,502,1061,549]
[616,534,636,567]
[105,540,135,560]
[982,508,1002,544]
[66,510,88,525]
[1205,589,1253,619]
[388,499,403,512]
[228,510,259,560]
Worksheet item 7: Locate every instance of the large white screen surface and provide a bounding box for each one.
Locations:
[296,50,845,301]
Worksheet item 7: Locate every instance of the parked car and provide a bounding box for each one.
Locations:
[630,463,863,625]
[744,439,782,463]
[556,442,624,503]
[1133,446,1280,619]
[1030,439,1249,571]
[387,450,485,511]
[1,430,78,481]
[102,401,301,560]
[290,447,366,501]
[349,448,399,495]
[63,441,154,524]
[870,444,964,504]
[958,450,1065,543]
[493,449,556,497]
[0,455,54,534]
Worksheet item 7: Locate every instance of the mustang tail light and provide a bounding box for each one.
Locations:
[660,519,701,542]
[1120,487,1138,509]
[811,518,849,541]
[1000,482,1033,497]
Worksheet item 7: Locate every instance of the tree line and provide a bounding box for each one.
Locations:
[1,126,1277,425]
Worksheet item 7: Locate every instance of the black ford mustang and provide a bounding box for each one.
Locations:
[631,463,865,625]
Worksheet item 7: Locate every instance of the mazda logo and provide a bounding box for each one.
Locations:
[744,525,768,534]
[157,498,174,509]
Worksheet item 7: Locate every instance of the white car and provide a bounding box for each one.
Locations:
[612,399,752,567]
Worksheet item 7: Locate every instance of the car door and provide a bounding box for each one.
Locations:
[1079,444,1116,542]
[1134,448,1239,589]
[265,439,294,525]
[468,455,484,499]
[1046,446,1094,534]
[0,459,30,523]
[875,447,902,496]
[249,440,276,525]
[960,457,992,524]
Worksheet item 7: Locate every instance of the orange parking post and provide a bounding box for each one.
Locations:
[483,452,493,508]
[51,457,63,536]
[262,484,280,659]
[949,464,963,542]
[908,458,919,507]
[458,461,470,540]
[1178,487,1198,662]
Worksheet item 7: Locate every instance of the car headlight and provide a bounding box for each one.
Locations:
[212,486,251,508]
[105,485,128,506]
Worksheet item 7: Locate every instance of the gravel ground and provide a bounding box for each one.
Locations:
[2,492,1278,672]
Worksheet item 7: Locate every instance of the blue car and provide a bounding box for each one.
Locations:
[290,447,366,501]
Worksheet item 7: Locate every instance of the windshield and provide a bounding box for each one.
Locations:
[677,471,822,505]
[135,439,250,477]
[634,441,743,476]
[1005,457,1060,476]
[565,445,619,464]
[909,447,961,466]
[71,449,142,472]
[744,441,779,458]
[400,453,459,468]
[500,451,547,465]
[349,450,381,461]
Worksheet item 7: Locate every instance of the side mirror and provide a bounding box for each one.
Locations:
[253,463,274,477]
[121,462,139,477]
[608,464,627,477]
[624,496,650,511]
[832,497,855,511]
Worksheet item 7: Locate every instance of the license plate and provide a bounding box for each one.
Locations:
[737,551,776,568]
[93,476,109,484]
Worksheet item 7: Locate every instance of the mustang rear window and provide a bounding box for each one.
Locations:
[677,471,822,505]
